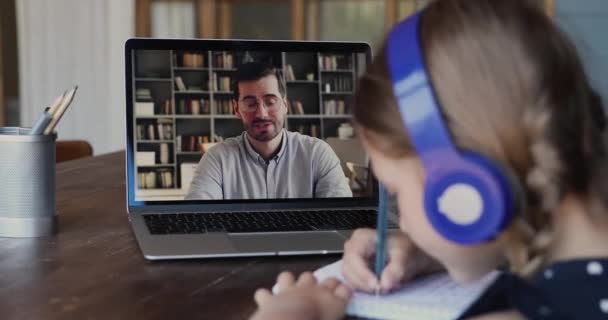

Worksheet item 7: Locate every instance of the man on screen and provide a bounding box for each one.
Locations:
[185,61,352,200]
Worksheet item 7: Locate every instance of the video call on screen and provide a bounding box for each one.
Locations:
[131,48,370,201]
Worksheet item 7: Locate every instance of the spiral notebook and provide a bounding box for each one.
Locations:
[311,260,498,320]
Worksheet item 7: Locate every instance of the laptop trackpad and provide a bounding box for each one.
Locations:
[230,232,345,254]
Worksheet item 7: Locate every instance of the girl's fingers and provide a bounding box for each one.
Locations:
[276,271,296,292]
[296,272,317,286]
[253,288,273,306]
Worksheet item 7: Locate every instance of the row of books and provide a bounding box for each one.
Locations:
[180,52,205,68]
[213,52,234,69]
[291,124,320,138]
[319,54,352,71]
[288,100,305,115]
[215,99,234,115]
[323,76,353,93]
[177,99,211,115]
[176,135,226,153]
[323,99,347,115]
[138,169,174,189]
[174,74,232,92]
[136,120,173,140]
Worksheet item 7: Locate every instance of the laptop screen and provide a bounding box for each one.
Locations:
[125,39,374,209]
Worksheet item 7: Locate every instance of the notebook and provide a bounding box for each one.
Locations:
[274,260,499,320]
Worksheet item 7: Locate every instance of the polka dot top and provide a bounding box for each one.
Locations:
[459,258,608,319]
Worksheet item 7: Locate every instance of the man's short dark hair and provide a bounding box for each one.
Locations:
[232,62,286,100]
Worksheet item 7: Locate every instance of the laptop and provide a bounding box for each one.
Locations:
[124,38,392,260]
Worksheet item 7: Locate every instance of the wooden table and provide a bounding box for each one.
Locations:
[0,151,337,320]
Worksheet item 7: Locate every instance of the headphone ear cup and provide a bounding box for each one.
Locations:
[423,151,518,244]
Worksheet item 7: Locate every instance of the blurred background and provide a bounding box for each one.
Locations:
[0,0,605,155]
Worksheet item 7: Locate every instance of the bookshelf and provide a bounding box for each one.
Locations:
[131,49,358,196]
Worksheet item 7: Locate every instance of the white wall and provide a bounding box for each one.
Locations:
[17,0,134,155]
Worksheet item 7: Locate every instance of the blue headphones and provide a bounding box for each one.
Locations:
[386,12,518,244]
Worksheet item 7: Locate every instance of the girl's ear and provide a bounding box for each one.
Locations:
[232,100,242,119]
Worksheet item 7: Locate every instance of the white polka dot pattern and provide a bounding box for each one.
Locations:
[587,261,603,275]
[544,269,553,279]
[600,299,608,314]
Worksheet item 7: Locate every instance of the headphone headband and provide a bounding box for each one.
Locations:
[385,12,516,244]
[387,13,460,169]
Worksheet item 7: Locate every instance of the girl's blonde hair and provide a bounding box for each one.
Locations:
[353,0,608,275]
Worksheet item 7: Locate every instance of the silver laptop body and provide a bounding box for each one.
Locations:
[124,38,385,260]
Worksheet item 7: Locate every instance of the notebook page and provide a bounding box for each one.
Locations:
[312,260,499,320]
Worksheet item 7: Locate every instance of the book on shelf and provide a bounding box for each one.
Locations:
[293,124,319,138]
[214,51,234,69]
[218,75,231,92]
[159,143,170,164]
[175,76,187,91]
[319,54,351,71]
[182,52,204,68]
[158,99,172,115]
[147,124,156,140]
[289,100,305,115]
[214,99,233,115]
[179,135,211,152]
[137,151,156,166]
[137,119,173,140]
[138,169,174,189]
[177,99,210,115]
[324,99,347,115]
[285,65,296,81]
[136,88,152,101]
[159,169,174,188]
[323,77,352,93]
[135,102,155,116]
[209,73,218,92]
[310,124,319,138]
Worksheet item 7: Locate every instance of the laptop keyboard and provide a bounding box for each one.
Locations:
[143,210,397,234]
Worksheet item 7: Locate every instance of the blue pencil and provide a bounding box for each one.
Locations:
[374,183,389,295]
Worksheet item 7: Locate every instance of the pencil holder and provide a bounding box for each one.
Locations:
[0,127,57,237]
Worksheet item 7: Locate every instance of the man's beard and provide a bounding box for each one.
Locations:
[245,118,283,142]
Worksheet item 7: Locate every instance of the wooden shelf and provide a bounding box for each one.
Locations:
[287,115,321,118]
[322,92,353,95]
[136,115,174,119]
[138,164,175,167]
[174,115,212,119]
[138,140,174,143]
[135,78,172,82]
[173,67,209,71]
[287,80,318,84]
[174,91,212,94]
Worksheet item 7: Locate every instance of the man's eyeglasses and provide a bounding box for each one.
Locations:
[239,96,283,113]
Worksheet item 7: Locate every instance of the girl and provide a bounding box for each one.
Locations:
[250,0,608,319]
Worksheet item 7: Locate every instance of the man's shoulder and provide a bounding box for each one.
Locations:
[285,131,335,158]
[286,130,327,148]
[205,135,243,157]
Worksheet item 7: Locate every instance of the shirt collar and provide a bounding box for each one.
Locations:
[243,129,287,164]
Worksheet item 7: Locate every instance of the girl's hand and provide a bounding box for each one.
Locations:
[342,228,442,294]
[250,271,352,320]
